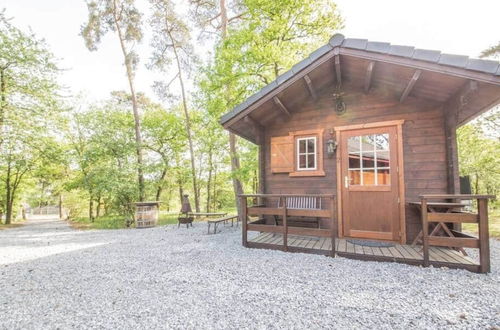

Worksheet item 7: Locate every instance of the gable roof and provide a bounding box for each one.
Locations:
[220,33,500,125]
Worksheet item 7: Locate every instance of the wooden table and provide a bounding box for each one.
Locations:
[410,201,466,254]
[207,215,239,234]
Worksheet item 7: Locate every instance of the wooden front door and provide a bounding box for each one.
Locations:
[339,125,402,241]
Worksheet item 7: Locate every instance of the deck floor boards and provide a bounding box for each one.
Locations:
[247,234,478,268]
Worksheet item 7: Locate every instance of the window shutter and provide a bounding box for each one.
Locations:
[271,135,294,173]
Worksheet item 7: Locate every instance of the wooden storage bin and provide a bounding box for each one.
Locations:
[135,202,160,228]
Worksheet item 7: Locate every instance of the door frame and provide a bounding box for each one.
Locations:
[334,120,406,244]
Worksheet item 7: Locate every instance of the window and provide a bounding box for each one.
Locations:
[297,137,317,170]
[270,129,325,177]
[348,133,390,186]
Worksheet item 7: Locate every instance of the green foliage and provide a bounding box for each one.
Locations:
[0,11,62,223]
[457,109,500,207]
[81,0,143,55]
[480,42,500,59]
[64,98,139,220]
[195,0,343,195]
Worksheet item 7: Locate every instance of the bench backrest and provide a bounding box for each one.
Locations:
[278,196,321,210]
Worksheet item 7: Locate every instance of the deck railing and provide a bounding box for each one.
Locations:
[239,194,336,256]
[420,194,495,273]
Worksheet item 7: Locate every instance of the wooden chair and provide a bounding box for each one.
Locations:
[274,196,322,229]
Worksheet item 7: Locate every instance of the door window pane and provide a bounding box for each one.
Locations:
[376,151,390,168]
[361,135,376,151]
[374,134,389,151]
[362,169,376,185]
[378,168,390,185]
[348,169,361,185]
[349,155,360,168]
[362,152,375,168]
[347,136,361,153]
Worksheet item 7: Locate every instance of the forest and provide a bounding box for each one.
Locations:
[0,0,498,229]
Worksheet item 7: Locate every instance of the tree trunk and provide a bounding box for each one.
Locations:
[6,198,13,225]
[58,194,63,220]
[206,147,213,213]
[89,191,94,222]
[4,160,11,225]
[165,185,172,212]
[229,132,244,215]
[104,199,109,216]
[96,194,101,219]
[212,165,218,211]
[155,167,167,201]
[220,0,228,39]
[38,181,46,208]
[0,68,6,149]
[219,0,244,215]
[178,181,184,207]
[166,27,200,213]
[112,1,145,201]
[475,172,479,194]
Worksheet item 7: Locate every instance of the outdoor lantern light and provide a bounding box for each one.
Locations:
[326,130,337,158]
[332,85,346,115]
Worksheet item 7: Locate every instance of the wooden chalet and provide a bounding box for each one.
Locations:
[220,34,500,273]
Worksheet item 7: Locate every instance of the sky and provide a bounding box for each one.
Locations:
[2,0,499,104]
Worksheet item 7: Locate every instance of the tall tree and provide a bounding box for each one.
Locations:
[189,0,246,214]
[81,0,146,201]
[149,0,201,211]
[194,0,343,214]
[0,11,61,224]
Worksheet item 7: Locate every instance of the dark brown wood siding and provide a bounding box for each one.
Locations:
[263,85,447,242]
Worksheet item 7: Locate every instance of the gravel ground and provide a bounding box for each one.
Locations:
[0,217,499,329]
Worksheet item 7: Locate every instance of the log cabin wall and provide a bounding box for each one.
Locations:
[263,85,447,242]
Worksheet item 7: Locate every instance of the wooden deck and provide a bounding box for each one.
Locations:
[248,232,479,272]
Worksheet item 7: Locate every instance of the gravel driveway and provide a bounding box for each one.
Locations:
[1,217,499,329]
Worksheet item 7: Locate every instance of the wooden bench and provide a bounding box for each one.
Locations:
[207,215,239,234]
[189,212,227,219]
[274,196,322,228]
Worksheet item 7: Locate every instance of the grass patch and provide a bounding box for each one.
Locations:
[69,208,238,230]
[70,215,128,230]
[69,212,200,229]
[462,208,500,238]
[157,213,179,226]
[0,222,24,230]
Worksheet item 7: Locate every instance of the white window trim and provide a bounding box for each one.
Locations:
[296,136,317,171]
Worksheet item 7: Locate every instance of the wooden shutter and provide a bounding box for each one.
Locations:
[271,135,294,173]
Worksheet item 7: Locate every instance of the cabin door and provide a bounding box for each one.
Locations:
[339,125,401,242]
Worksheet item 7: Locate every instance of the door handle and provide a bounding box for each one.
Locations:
[344,175,350,188]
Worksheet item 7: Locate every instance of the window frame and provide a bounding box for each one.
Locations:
[288,129,325,177]
[296,136,317,171]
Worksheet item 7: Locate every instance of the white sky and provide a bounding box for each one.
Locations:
[2,0,499,103]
